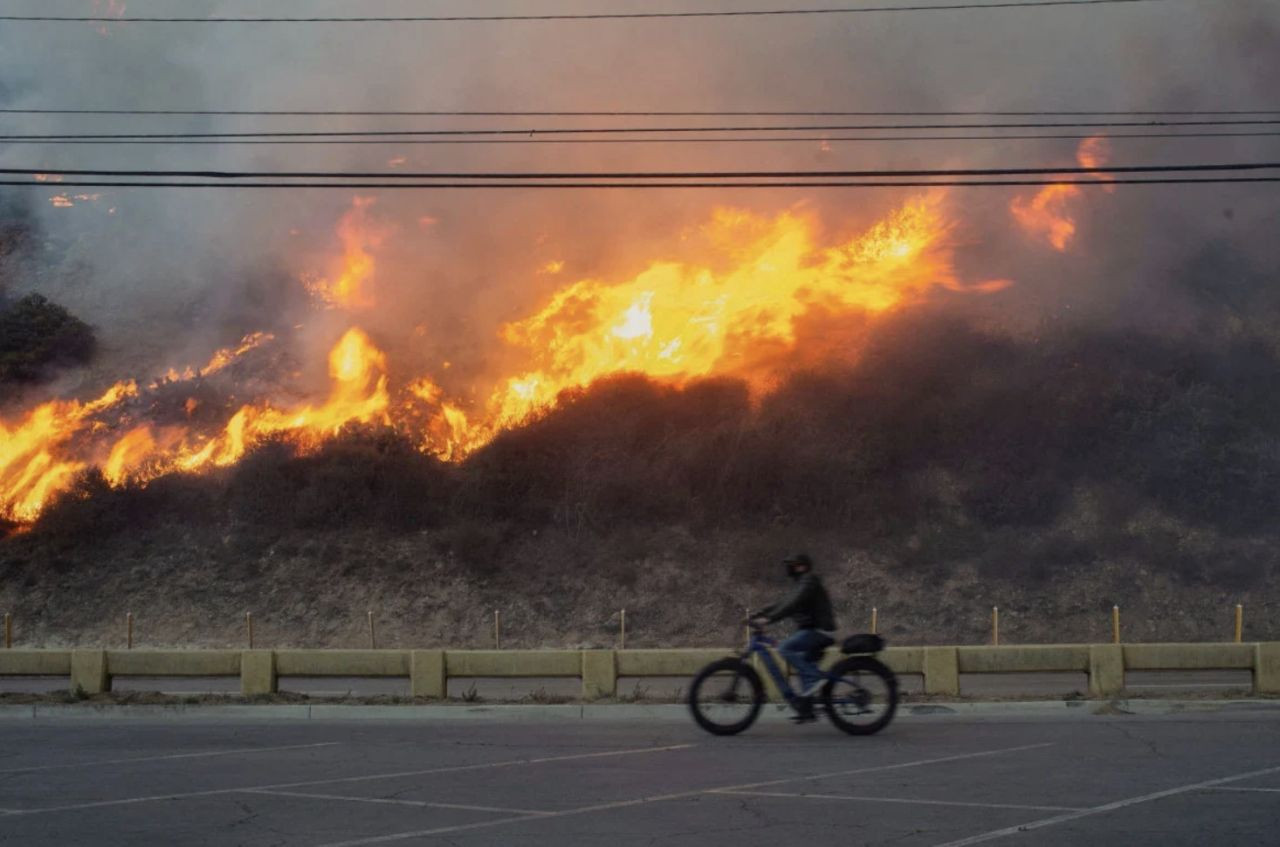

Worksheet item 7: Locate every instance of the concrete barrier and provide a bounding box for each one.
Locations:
[70,650,109,695]
[616,649,729,676]
[1256,643,1280,695]
[581,650,616,700]
[0,649,71,676]
[410,650,446,698]
[241,650,276,696]
[107,650,240,677]
[957,645,1089,673]
[1,642,1276,698]
[1122,643,1255,670]
[878,647,926,676]
[1089,645,1124,697]
[445,650,580,678]
[923,647,960,695]
[275,650,409,677]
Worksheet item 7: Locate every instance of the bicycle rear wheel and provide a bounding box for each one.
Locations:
[688,658,764,736]
[821,656,898,736]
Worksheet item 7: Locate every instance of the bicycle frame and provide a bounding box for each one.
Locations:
[739,628,837,702]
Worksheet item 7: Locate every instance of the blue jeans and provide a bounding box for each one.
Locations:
[779,628,828,696]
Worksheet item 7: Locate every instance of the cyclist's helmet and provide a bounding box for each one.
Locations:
[783,553,812,579]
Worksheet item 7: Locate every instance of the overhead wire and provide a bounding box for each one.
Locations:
[11,162,1280,181]
[4,108,1275,117]
[4,118,1279,142]
[0,0,1177,24]
[6,131,1279,146]
[9,177,1279,189]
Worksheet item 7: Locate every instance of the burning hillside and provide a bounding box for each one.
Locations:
[2,184,1023,525]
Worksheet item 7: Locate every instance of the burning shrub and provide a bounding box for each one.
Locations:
[0,293,95,384]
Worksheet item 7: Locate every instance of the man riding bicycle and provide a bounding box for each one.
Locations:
[751,553,837,723]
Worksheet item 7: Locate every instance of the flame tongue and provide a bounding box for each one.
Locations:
[176,327,391,470]
[0,381,136,521]
[489,194,958,425]
[1010,136,1112,251]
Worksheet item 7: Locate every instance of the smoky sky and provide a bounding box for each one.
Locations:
[0,0,1277,401]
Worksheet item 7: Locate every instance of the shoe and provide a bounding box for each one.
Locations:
[789,696,817,724]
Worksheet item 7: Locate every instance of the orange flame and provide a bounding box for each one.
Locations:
[0,381,136,521]
[487,193,962,425]
[1010,136,1112,251]
[303,197,394,309]
[175,327,390,471]
[1,191,1012,523]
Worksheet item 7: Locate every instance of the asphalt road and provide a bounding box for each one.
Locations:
[0,670,1256,699]
[0,706,1277,845]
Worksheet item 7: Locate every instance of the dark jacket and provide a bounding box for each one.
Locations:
[757,572,836,631]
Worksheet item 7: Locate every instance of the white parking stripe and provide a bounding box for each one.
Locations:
[261,743,695,792]
[243,788,554,816]
[0,743,695,816]
[707,743,1055,794]
[315,743,1054,847]
[1210,786,1280,794]
[931,763,1280,847]
[0,742,340,774]
[718,789,1084,812]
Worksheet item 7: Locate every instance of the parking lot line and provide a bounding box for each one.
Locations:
[261,743,696,791]
[0,742,341,775]
[717,789,1085,812]
[243,788,555,816]
[315,743,1056,847]
[931,762,1280,847]
[0,743,695,817]
[1210,786,1280,794]
[711,742,1055,793]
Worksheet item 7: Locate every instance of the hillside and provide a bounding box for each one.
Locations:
[3,310,1277,648]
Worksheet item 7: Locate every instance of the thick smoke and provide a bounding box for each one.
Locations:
[0,0,1277,400]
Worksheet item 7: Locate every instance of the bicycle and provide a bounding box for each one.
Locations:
[688,622,898,736]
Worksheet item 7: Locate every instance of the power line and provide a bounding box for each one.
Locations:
[4,107,1275,117]
[0,0,1174,24]
[7,131,1280,146]
[7,177,1277,189]
[11,162,1280,181]
[5,118,1279,141]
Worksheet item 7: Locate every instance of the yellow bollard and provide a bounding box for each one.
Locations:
[870,607,878,635]
[744,608,751,647]
[992,606,1000,646]
[1112,606,1121,645]
[1234,604,1243,643]
[494,610,501,649]
[246,611,255,649]
[126,612,134,650]
[619,609,626,650]
[367,610,376,649]
[3,612,10,649]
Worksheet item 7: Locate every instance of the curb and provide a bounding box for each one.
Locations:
[0,699,1276,722]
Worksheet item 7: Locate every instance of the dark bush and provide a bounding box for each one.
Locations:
[0,293,95,383]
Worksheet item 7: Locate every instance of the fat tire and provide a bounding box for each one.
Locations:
[821,656,898,736]
[688,658,764,736]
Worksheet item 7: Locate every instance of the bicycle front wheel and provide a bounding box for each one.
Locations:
[821,656,898,736]
[688,658,764,736]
